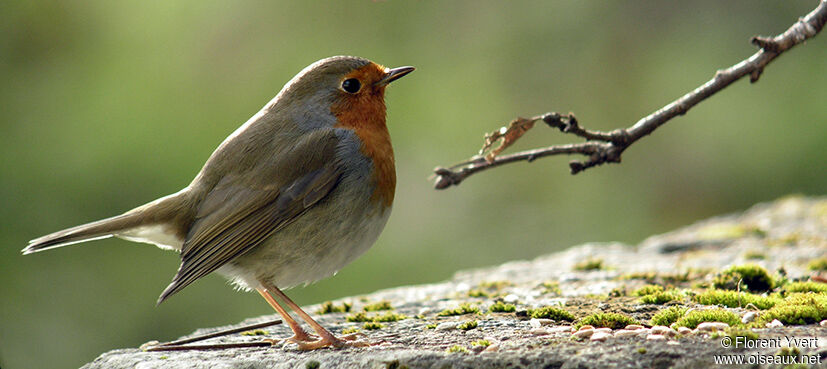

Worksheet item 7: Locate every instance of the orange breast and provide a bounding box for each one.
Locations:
[331,63,396,207]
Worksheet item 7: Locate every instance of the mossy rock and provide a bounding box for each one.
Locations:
[692,289,779,310]
[573,258,605,271]
[673,309,741,329]
[489,301,516,313]
[574,312,638,330]
[639,291,682,305]
[650,306,688,327]
[362,301,393,311]
[783,281,827,294]
[632,285,664,296]
[528,306,575,321]
[756,293,827,326]
[457,320,478,330]
[437,303,480,316]
[712,264,774,292]
[807,258,827,271]
[318,301,352,314]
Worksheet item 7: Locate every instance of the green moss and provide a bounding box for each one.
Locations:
[745,226,768,238]
[692,289,780,310]
[609,287,626,297]
[639,291,682,305]
[757,293,827,326]
[345,312,371,322]
[240,329,268,336]
[620,272,655,281]
[540,281,561,295]
[489,301,516,313]
[761,304,824,326]
[372,312,408,322]
[583,294,610,301]
[445,345,469,354]
[542,281,562,294]
[724,328,758,342]
[632,285,664,296]
[783,281,827,294]
[637,347,647,354]
[712,264,774,292]
[363,300,393,311]
[478,281,512,290]
[318,301,352,314]
[771,232,802,246]
[807,258,827,271]
[673,308,741,329]
[438,303,480,316]
[619,271,692,284]
[425,323,437,329]
[573,258,605,271]
[305,360,321,369]
[468,281,510,298]
[467,289,490,298]
[471,339,491,347]
[384,360,409,369]
[362,322,384,330]
[346,311,406,323]
[574,312,638,330]
[457,320,478,330]
[341,326,360,335]
[743,251,766,260]
[774,268,791,289]
[777,346,801,358]
[650,306,688,326]
[698,224,766,240]
[528,306,575,321]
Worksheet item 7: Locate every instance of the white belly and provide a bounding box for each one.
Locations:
[216,203,391,291]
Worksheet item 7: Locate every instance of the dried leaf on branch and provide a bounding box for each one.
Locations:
[479,117,539,163]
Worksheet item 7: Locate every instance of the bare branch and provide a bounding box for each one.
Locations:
[142,319,282,351]
[433,1,827,190]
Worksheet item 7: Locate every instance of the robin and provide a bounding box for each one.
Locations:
[23,56,414,350]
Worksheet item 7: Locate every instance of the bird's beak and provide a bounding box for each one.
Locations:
[376,66,415,86]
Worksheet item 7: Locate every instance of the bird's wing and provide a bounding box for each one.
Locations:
[157,129,342,303]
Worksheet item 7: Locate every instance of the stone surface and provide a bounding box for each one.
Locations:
[83,196,827,369]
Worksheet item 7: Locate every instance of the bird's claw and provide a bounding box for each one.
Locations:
[287,333,319,344]
[340,333,366,341]
[293,334,373,350]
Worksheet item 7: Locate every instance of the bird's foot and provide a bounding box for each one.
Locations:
[294,333,371,350]
[287,332,319,344]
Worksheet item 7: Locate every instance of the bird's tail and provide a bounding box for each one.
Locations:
[22,191,189,255]
[22,212,147,254]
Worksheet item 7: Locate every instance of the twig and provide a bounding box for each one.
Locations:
[145,341,275,351]
[143,319,282,351]
[433,1,827,190]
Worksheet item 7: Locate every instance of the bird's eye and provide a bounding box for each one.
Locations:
[341,78,361,94]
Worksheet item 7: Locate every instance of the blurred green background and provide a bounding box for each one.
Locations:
[1,1,825,368]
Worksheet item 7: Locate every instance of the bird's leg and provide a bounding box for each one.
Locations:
[260,281,368,350]
[256,288,316,343]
